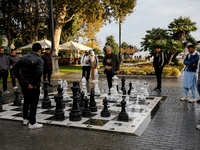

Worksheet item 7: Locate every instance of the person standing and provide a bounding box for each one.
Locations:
[153,45,165,92]
[103,46,119,91]
[14,43,44,129]
[180,44,199,102]
[90,51,99,83]
[41,48,52,86]
[0,47,10,94]
[9,48,20,90]
[81,50,91,82]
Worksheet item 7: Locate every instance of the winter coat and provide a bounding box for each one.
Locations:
[103,53,120,74]
[184,51,199,73]
[14,51,44,88]
[0,54,9,72]
[41,53,52,70]
[153,51,165,68]
[8,53,20,78]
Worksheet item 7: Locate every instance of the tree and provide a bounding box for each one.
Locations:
[103,35,119,55]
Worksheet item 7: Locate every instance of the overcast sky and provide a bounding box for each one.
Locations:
[95,0,200,49]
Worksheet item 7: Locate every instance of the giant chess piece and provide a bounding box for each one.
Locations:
[89,88,97,112]
[81,77,87,96]
[94,71,101,96]
[58,79,63,88]
[82,96,91,117]
[42,79,51,108]
[77,81,81,103]
[139,87,146,101]
[13,88,21,106]
[0,89,4,104]
[69,81,82,121]
[118,98,129,121]
[130,81,137,98]
[108,87,115,102]
[121,76,126,95]
[62,80,69,102]
[54,90,65,119]
[112,75,119,98]
[57,84,65,108]
[79,91,85,107]
[101,97,110,117]
[39,87,43,101]
[128,81,132,95]
[143,81,149,97]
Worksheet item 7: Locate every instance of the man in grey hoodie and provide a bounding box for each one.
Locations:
[0,47,10,94]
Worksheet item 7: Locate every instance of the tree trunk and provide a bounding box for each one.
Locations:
[54,5,67,56]
[168,51,177,64]
[30,0,33,43]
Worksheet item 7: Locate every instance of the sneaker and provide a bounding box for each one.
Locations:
[4,90,10,94]
[28,123,43,129]
[196,125,200,129]
[91,80,95,83]
[48,84,53,87]
[158,88,162,92]
[13,86,18,90]
[188,98,195,103]
[23,119,29,125]
[180,97,188,101]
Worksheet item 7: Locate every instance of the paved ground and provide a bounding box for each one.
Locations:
[1,72,200,150]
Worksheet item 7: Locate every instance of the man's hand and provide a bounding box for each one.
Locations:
[116,71,119,74]
[28,84,36,89]
[105,65,107,69]
[10,66,12,69]
[189,63,196,67]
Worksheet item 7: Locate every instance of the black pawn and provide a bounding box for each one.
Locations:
[54,93,65,119]
[42,79,51,108]
[128,82,132,95]
[57,84,65,109]
[82,96,91,117]
[0,89,4,104]
[69,81,82,121]
[118,98,129,121]
[121,76,126,95]
[101,97,110,117]
[89,88,97,112]
[79,91,85,107]
[13,89,21,106]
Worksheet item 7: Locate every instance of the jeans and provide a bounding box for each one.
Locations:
[82,66,91,82]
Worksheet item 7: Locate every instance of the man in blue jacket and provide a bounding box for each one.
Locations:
[181,44,199,103]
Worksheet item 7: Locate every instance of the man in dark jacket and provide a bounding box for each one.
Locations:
[41,48,52,86]
[9,49,20,90]
[153,45,165,92]
[0,47,10,94]
[14,43,44,129]
[103,46,119,91]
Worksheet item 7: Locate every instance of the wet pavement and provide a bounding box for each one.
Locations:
[1,72,200,150]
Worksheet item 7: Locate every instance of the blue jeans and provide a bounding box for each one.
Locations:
[184,86,195,98]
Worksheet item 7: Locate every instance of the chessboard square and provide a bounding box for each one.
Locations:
[44,116,68,121]
[36,114,53,120]
[3,105,19,110]
[13,117,23,121]
[82,119,109,126]
[1,111,21,116]
[82,113,96,118]
[41,110,55,115]
[126,107,144,113]
[111,116,135,123]
[92,114,115,120]
[12,112,23,117]
[64,117,90,125]
[101,121,130,130]
[10,107,23,111]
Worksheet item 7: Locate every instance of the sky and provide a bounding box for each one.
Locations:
[95,0,200,49]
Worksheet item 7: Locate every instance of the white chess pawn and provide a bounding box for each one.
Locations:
[63,80,69,101]
[143,81,149,97]
[81,77,87,96]
[109,87,115,101]
[39,87,43,100]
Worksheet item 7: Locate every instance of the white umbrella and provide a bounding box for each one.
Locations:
[61,41,91,51]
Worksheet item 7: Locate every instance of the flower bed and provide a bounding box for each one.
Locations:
[99,62,185,77]
[98,59,146,62]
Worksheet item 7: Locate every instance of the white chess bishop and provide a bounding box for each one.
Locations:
[63,80,69,101]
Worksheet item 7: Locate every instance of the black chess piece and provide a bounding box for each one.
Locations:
[69,81,82,121]
[89,88,97,112]
[101,97,110,117]
[82,96,91,117]
[128,81,132,95]
[54,92,65,119]
[79,91,85,107]
[13,88,21,106]
[118,98,129,121]
[57,84,65,109]
[121,76,126,95]
[0,89,4,104]
[42,79,51,108]
[77,81,81,103]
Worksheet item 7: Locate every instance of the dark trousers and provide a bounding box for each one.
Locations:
[82,66,91,82]
[43,69,52,84]
[21,85,40,125]
[12,78,16,87]
[106,71,114,91]
[0,71,8,92]
[155,67,163,89]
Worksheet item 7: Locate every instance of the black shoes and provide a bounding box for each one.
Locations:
[153,87,162,92]
[48,84,53,87]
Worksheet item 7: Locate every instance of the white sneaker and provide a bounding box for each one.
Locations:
[91,80,95,83]
[196,125,200,130]
[180,97,188,101]
[23,119,29,125]
[4,90,10,94]
[13,86,18,90]
[188,98,195,103]
[28,123,43,129]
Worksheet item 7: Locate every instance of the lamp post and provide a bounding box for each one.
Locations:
[49,0,60,74]
[88,38,96,51]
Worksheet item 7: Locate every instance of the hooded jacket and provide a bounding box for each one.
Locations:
[184,51,199,72]
[9,53,20,78]
[0,53,9,72]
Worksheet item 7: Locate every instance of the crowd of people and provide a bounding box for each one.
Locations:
[1,43,200,130]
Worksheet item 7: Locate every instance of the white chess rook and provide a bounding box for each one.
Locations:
[94,71,100,96]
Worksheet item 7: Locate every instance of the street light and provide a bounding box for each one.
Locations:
[88,38,96,51]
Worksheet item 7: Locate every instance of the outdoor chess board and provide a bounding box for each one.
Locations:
[0,92,162,136]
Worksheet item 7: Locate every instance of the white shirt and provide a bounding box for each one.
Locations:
[81,55,90,66]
